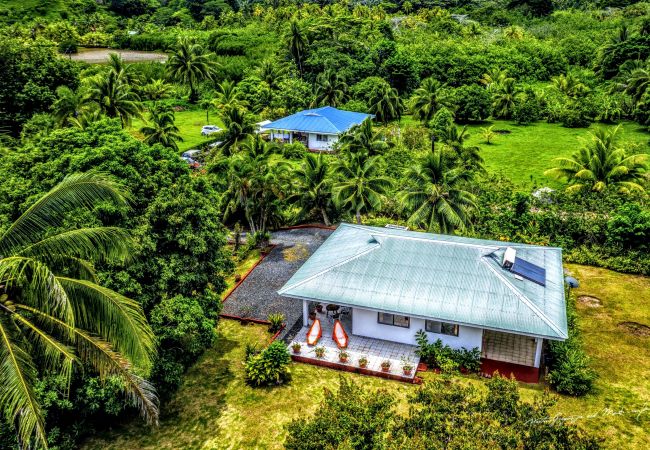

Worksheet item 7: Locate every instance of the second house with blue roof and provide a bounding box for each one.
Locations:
[260,106,372,151]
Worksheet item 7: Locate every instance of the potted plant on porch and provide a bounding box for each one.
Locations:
[338,350,349,363]
[309,310,317,321]
[358,356,368,368]
[401,357,414,376]
[381,360,391,372]
[291,342,301,354]
[314,346,326,358]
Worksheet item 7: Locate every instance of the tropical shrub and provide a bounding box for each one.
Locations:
[245,341,292,386]
[606,203,650,251]
[512,98,541,125]
[267,313,285,333]
[414,330,481,373]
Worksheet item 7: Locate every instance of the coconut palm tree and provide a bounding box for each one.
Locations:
[439,124,484,172]
[491,78,522,120]
[624,63,650,103]
[312,69,348,107]
[288,153,333,226]
[545,125,649,194]
[287,20,307,77]
[332,153,392,224]
[0,172,158,448]
[480,68,508,92]
[409,78,450,124]
[400,150,477,234]
[256,60,288,91]
[338,118,388,156]
[211,80,247,112]
[166,38,218,103]
[368,83,403,124]
[140,105,183,150]
[51,86,90,127]
[84,69,143,128]
[214,106,255,156]
[552,73,589,99]
[141,79,174,102]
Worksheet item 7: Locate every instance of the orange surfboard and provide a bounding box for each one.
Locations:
[306,319,322,346]
[332,320,348,349]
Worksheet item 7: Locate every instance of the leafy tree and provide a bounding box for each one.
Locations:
[140,105,183,151]
[167,38,217,103]
[0,173,158,447]
[552,73,589,99]
[212,79,247,112]
[256,59,288,91]
[409,77,451,124]
[368,83,403,124]
[545,125,649,195]
[141,79,174,102]
[400,150,477,233]
[312,69,348,107]
[332,153,392,224]
[1,38,79,135]
[606,203,650,251]
[285,377,394,450]
[288,153,333,226]
[452,84,492,122]
[624,62,650,104]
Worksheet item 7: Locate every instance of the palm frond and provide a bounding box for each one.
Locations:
[0,173,130,255]
[57,278,155,372]
[0,317,47,448]
[18,227,132,266]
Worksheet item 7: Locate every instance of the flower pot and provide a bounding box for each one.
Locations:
[403,369,412,376]
[309,312,316,321]
[381,366,391,372]
[339,357,348,363]
[358,361,368,369]
[292,348,301,354]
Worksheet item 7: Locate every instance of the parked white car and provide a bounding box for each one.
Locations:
[201,125,221,136]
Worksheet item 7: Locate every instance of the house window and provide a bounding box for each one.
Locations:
[316,134,328,142]
[378,312,410,328]
[425,320,459,336]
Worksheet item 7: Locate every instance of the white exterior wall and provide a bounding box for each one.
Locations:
[308,133,338,151]
[352,307,483,350]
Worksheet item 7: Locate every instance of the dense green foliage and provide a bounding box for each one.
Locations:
[1,0,650,446]
[286,376,601,449]
[244,340,291,386]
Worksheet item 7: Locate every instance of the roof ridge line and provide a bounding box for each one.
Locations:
[481,259,566,338]
[278,242,380,294]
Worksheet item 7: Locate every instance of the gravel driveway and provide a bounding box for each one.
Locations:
[70,48,168,64]
[221,227,333,340]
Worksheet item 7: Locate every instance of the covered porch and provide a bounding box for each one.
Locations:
[290,305,420,382]
[480,330,543,383]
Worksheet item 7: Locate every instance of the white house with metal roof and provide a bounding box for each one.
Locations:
[279,224,569,381]
[260,106,372,151]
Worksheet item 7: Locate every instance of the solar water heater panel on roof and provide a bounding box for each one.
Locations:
[511,257,546,286]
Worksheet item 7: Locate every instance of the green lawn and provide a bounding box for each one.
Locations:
[82,264,650,449]
[129,108,224,153]
[399,117,650,189]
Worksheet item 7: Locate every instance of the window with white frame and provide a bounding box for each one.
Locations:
[425,320,459,336]
[316,134,328,142]
[377,312,410,328]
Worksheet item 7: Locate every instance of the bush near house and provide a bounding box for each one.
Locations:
[245,341,292,386]
[414,330,481,373]
[547,293,597,396]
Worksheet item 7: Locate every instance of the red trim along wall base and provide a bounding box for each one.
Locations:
[480,358,540,383]
[291,354,417,384]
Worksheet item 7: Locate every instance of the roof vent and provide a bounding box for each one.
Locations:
[304,112,321,116]
[502,247,516,269]
[384,224,408,230]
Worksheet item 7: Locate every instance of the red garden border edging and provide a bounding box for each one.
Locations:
[221,244,277,304]
[291,355,418,384]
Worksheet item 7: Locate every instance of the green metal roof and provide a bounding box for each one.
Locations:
[278,224,568,340]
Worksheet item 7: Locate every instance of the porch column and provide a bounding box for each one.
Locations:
[270,130,274,140]
[534,338,543,368]
[289,131,293,143]
[302,299,309,327]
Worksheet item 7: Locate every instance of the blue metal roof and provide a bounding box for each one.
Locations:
[261,107,372,134]
[279,224,568,340]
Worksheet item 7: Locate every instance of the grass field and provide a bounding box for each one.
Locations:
[82,264,650,450]
[129,109,224,152]
[399,117,650,189]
